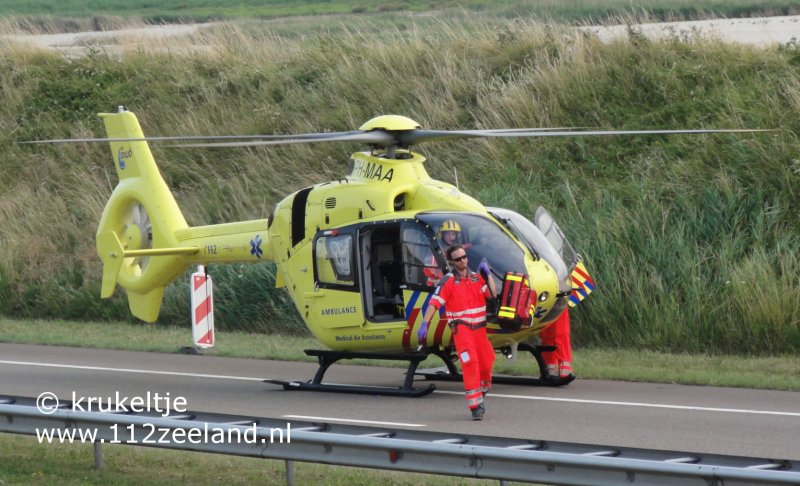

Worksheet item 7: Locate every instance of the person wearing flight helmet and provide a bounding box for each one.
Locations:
[424,219,472,287]
[438,219,471,249]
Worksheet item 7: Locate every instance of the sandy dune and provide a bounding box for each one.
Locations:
[583,15,800,46]
[2,15,798,56]
[2,23,210,55]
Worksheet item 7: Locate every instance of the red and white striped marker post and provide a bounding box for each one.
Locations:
[191,265,214,348]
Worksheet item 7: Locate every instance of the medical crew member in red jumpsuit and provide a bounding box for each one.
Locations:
[540,308,573,379]
[418,245,497,420]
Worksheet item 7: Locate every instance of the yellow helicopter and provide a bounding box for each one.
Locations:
[24,107,766,396]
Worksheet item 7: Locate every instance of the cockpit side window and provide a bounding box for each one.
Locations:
[314,233,355,287]
[401,223,443,288]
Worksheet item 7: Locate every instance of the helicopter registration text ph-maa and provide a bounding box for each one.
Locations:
[350,159,394,182]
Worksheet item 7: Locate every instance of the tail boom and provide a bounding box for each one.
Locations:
[96,108,275,322]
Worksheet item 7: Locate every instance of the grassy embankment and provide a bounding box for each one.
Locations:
[1,16,798,354]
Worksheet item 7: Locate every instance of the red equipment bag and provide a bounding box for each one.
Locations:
[496,272,536,331]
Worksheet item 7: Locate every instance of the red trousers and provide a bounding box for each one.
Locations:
[540,309,572,367]
[453,326,495,409]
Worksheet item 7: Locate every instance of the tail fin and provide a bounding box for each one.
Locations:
[96,108,193,322]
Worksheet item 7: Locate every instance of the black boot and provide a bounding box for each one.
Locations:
[471,404,485,421]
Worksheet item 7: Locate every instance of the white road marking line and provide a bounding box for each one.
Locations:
[0,360,265,382]
[435,390,800,417]
[3,359,798,418]
[283,415,426,427]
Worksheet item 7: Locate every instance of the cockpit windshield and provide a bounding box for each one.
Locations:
[417,212,525,279]
[488,207,573,293]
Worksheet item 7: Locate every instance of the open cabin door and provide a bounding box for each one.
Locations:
[360,225,405,321]
[359,220,444,323]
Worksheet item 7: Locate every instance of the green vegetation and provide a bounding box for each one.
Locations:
[0,433,503,485]
[0,0,799,25]
[0,318,320,360]
[1,15,798,356]
[3,318,800,391]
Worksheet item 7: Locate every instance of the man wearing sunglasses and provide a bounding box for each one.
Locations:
[418,245,497,420]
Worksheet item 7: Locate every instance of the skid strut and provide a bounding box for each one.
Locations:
[265,349,436,397]
[418,342,575,387]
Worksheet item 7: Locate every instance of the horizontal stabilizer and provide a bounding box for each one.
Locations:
[123,247,199,257]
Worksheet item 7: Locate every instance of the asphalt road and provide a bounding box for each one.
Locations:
[1,342,798,461]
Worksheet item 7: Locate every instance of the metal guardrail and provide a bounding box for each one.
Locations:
[1,395,799,485]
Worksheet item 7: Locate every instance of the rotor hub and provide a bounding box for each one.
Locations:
[359,115,421,132]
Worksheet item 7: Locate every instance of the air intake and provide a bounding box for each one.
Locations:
[325,197,337,209]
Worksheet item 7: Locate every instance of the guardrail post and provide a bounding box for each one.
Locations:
[285,459,295,486]
[93,441,103,470]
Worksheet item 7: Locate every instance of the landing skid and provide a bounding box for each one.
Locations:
[418,343,575,387]
[264,349,436,397]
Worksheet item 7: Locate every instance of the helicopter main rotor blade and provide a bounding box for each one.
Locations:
[19,125,772,149]
[170,130,396,148]
[16,131,367,145]
[399,128,773,146]
[76,127,580,147]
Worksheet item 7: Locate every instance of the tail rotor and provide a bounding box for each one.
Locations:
[122,201,153,275]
